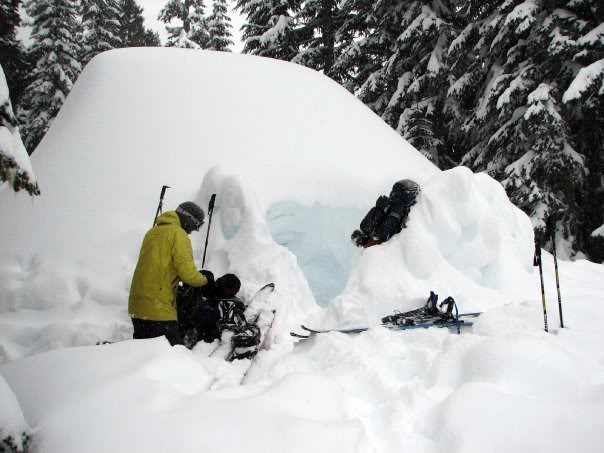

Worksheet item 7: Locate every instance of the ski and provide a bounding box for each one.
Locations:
[383,319,473,331]
[301,325,370,334]
[291,319,474,339]
[289,294,481,341]
[458,312,482,318]
[290,332,310,339]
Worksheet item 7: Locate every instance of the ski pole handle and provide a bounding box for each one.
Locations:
[202,194,217,268]
[153,185,170,226]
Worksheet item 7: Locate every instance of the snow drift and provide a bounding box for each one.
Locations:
[1,49,603,453]
[0,49,531,353]
[0,48,438,311]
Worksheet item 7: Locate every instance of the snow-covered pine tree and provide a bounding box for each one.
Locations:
[143,29,161,46]
[118,0,161,47]
[292,0,344,76]
[207,0,234,51]
[0,0,31,107]
[158,0,209,49]
[0,64,39,195]
[80,0,122,64]
[561,0,604,260]
[502,83,585,246]
[441,1,498,165]
[235,0,302,60]
[329,0,378,91]
[449,0,594,256]
[334,1,411,112]
[378,1,458,164]
[20,0,81,153]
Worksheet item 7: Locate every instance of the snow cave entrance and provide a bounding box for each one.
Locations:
[266,201,364,307]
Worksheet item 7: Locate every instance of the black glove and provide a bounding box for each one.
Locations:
[200,269,214,284]
[351,230,369,247]
[200,269,216,299]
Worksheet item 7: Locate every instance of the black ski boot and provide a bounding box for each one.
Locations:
[425,291,439,315]
[435,297,457,323]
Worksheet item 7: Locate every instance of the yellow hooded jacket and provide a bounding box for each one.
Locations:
[128,211,208,321]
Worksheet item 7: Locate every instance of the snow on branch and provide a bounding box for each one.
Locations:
[448,23,473,55]
[0,65,39,196]
[427,35,447,74]
[563,58,604,103]
[497,66,535,110]
[398,5,444,43]
[577,22,604,47]
[524,83,562,122]
[175,29,201,49]
[504,1,539,35]
[547,26,576,56]
[260,15,292,46]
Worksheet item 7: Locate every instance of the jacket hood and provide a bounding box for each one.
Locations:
[156,211,182,227]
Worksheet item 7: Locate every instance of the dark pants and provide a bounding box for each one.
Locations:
[131,318,181,346]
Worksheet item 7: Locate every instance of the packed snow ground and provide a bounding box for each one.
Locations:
[1,50,603,452]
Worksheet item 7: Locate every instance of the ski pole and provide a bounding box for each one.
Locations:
[202,194,216,268]
[533,238,548,332]
[153,185,170,226]
[550,222,564,328]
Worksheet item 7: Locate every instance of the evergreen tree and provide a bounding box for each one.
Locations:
[143,29,162,46]
[207,0,234,51]
[448,0,597,254]
[330,0,387,92]
[21,0,81,153]
[118,0,161,47]
[235,0,302,60]
[561,0,604,259]
[0,64,39,195]
[0,0,31,106]
[333,1,458,163]
[81,0,122,64]
[158,0,209,48]
[292,0,343,76]
[236,0,346,77]
[380,1,459,164]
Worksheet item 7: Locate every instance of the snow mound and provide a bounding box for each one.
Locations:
[1,338,368,453]
[322,167,534,328]
[0,48,435,359]
[1,48,534,358]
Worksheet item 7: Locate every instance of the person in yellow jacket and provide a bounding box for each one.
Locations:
[129,201,211,345]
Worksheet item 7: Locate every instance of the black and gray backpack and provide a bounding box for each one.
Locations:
[352,179,420,247]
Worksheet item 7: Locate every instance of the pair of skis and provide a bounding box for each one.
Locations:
[290,300,481,340]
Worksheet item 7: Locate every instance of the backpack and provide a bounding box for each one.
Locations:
[359,195,390,238]
[352,179,420,247]
[177,280,263,352]
[176,283,221,346]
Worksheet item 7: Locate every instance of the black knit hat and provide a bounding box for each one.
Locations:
[176,201,205,232]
